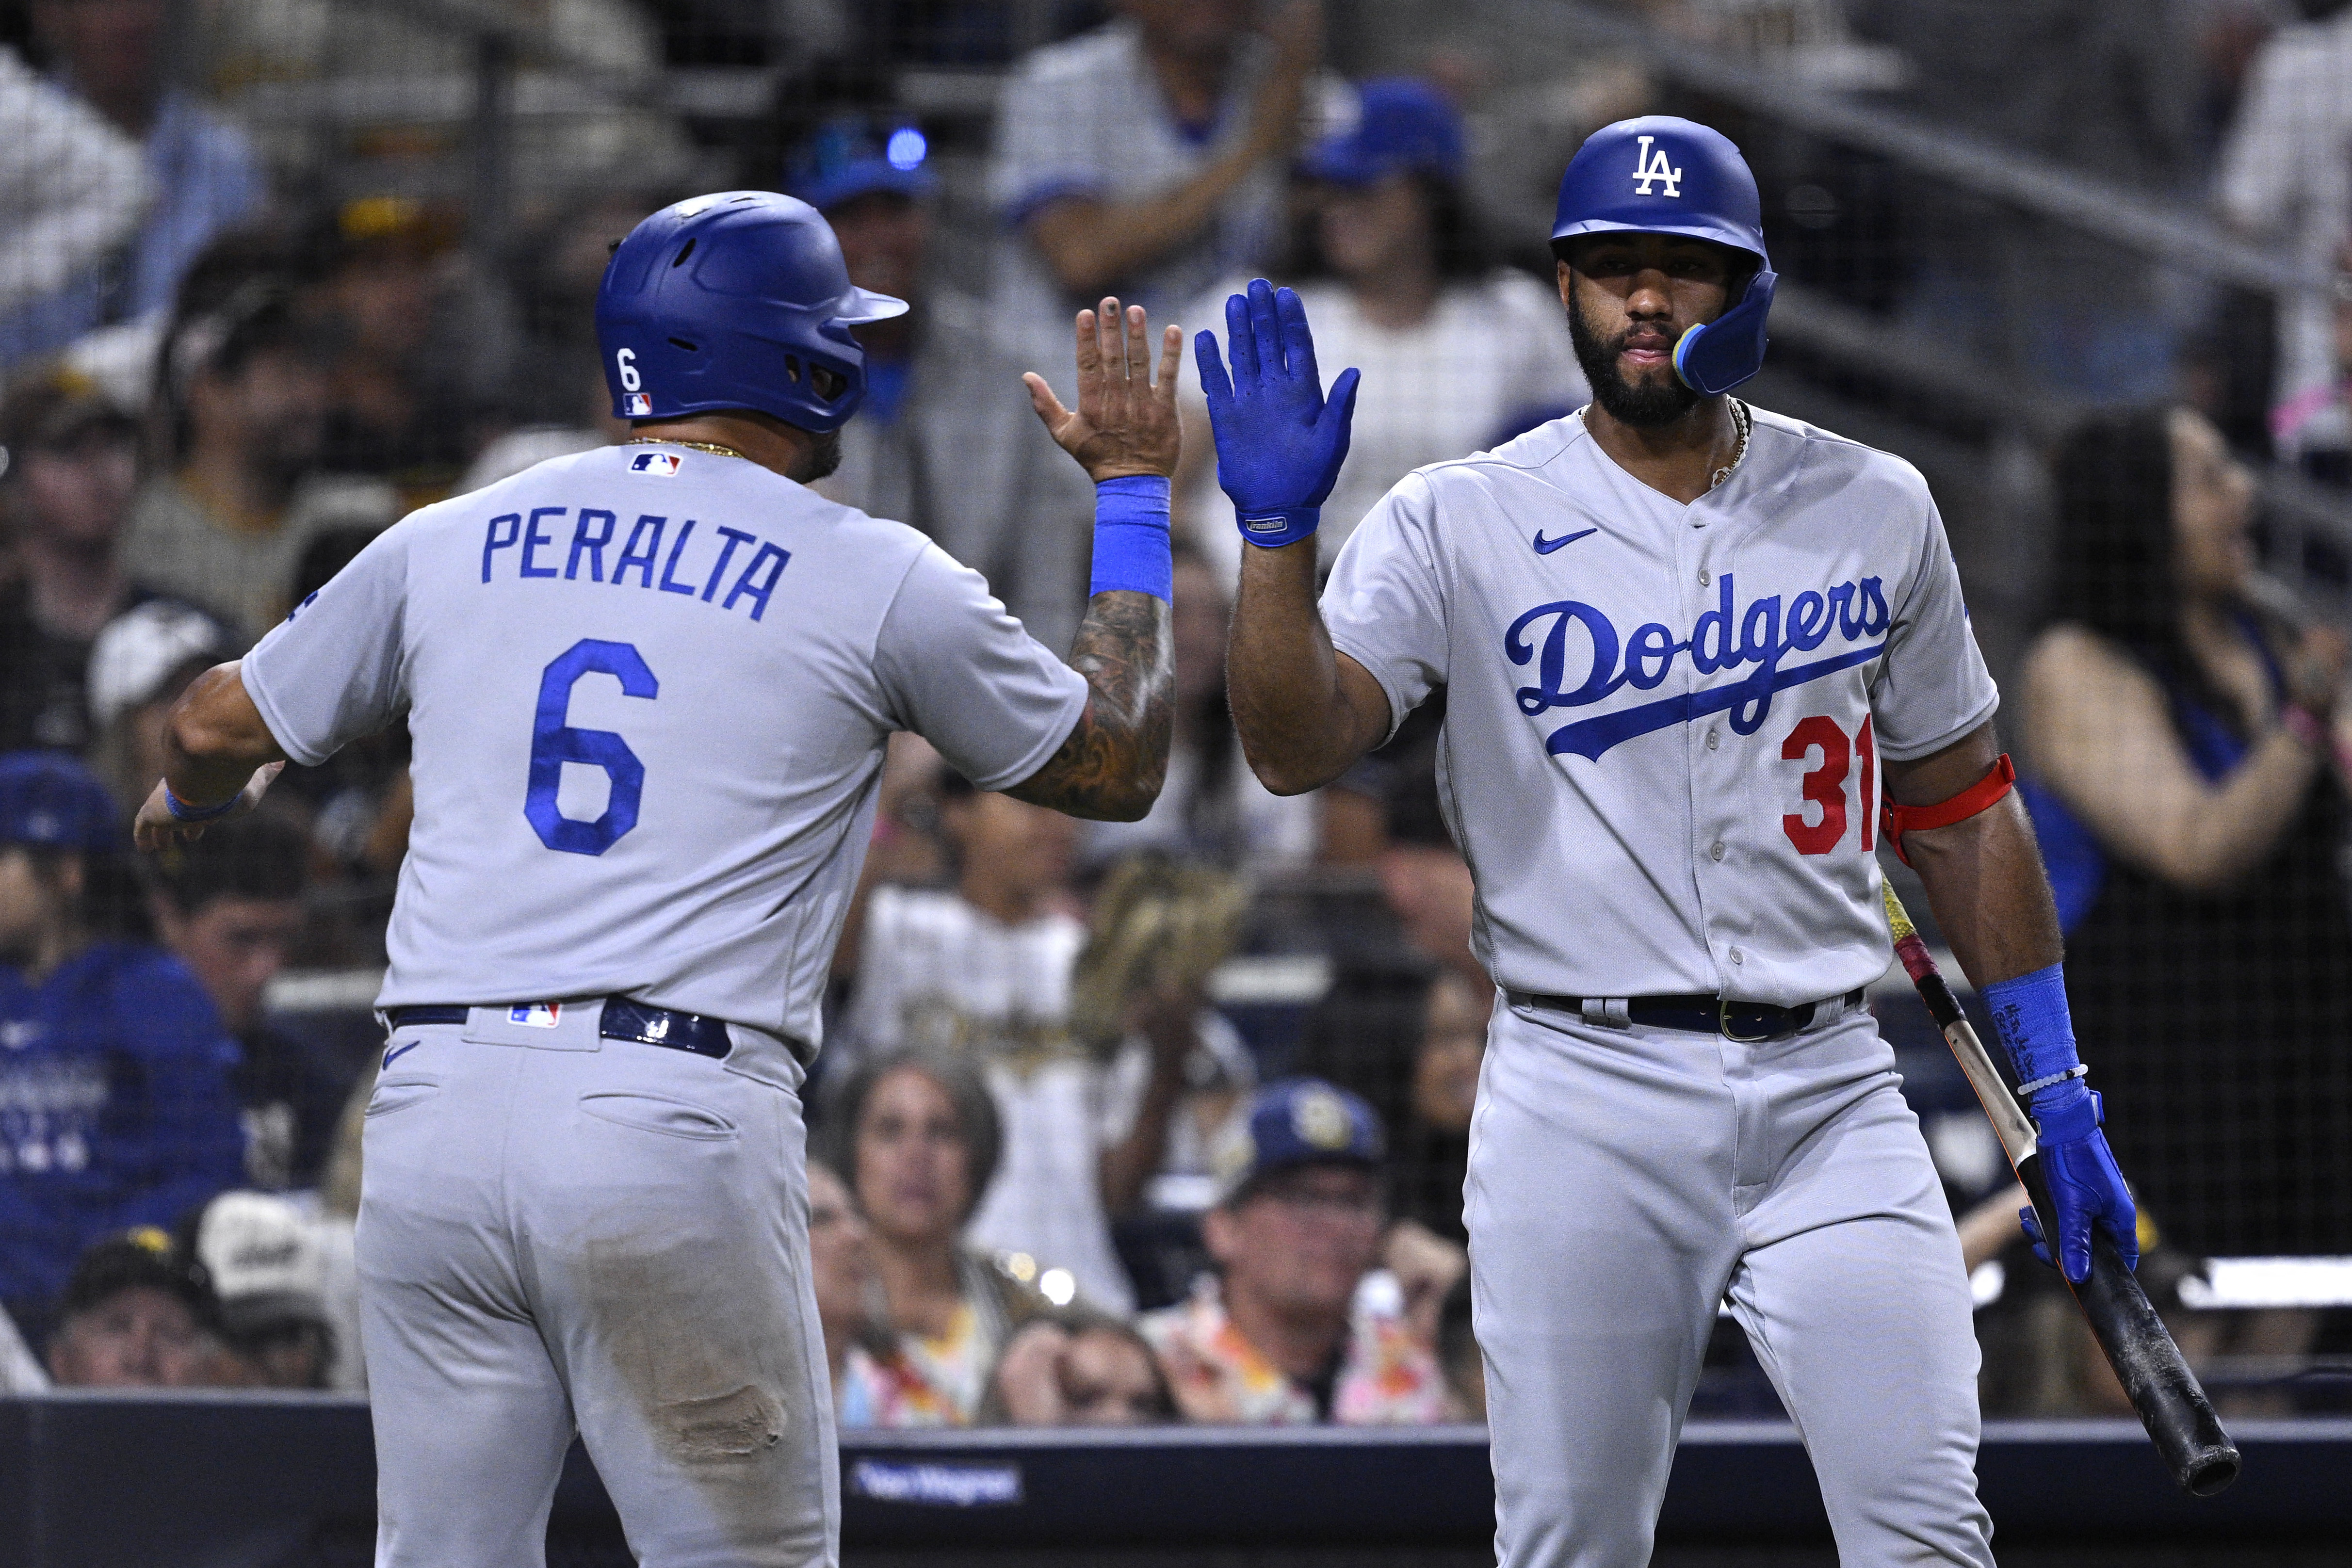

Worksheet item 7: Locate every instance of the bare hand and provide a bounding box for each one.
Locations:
[132,762,283,852]
[1024,298,1184,482]
[992,1321,1075,1425]
[1383,1218,1468,1351]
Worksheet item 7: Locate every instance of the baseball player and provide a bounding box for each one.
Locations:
[1199,118,2139,1565]
[132,192,1180,1567]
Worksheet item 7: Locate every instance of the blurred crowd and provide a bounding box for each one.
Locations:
[1,0,2349,1423]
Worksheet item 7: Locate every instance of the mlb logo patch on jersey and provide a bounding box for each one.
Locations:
[508,1002,562,1028]
[628,450,679,476]
[624,393,653,417]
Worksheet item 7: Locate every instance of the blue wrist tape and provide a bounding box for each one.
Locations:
[163,783,240,823]
[1235,506,1319,549]
[1090,476,1173,600]
[1981,963,2092,1123]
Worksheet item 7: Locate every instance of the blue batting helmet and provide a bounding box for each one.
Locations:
[594,192,908,434]
[1551,116,1776,397]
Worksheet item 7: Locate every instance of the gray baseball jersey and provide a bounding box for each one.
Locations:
[1323,405,1997,1008]
[242,441,1087,1049]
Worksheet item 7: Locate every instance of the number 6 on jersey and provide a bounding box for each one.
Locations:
[526,639,657,856]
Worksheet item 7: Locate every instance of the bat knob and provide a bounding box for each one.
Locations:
[2182,1444,2241,1498]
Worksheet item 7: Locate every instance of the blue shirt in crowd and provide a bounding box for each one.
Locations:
[0,941,245,1318]
[0,88,264,368]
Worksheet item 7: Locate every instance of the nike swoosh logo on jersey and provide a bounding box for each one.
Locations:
[382,1039,422,1070]
[1532,528,1598,554]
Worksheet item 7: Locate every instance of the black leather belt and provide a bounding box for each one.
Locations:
[385,1000,732,1061]
[1506,988,1865,1043]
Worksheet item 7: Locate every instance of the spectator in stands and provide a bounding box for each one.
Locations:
[1141,1079,1448,1424]
[309,197,474,488]
[1390,968,1490,1246]
[807,1158,884,1406]
[458,193,643,494]
[989,0,1331,394]
[0,0,265,368]
[0,43,148,359]
[84,597,238,824]
[0,363,147,753]
[2219,1,2352,469]
[794,119,1097,658]
[989,1314,1177,1425]
[1177,78,1586,571]
[0,752,243,1337]
[841,770,1198,1312]
[41,1227,218,1387]
[1080,543,1316,872]
[824,1050,1052,1427]
[2020,406,2352,1256]
[188,1189,335,1389]
[121,277,394,640]
[150,809,349,1192]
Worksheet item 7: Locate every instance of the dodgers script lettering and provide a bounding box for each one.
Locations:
[1506,572,1892,761]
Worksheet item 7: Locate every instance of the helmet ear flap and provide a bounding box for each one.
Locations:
[1671,267,1774,396]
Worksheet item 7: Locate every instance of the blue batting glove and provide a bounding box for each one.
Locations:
[1193,279,1361,549]
[2018,1088,2139,1284]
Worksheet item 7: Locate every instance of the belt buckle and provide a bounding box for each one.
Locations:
[1718,998,1788,1044]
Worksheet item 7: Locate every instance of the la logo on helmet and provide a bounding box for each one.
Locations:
[1631,135,1682,197]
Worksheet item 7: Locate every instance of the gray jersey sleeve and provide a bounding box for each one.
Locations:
[240,522,411,767]
[1868,493,2000,761]
[1321,471,1449,742]
[875,542,1091,791]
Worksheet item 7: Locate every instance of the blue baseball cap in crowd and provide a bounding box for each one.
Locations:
[1300,78,1465,187]
[786,117,939,213]
[0,751,121,853]
[1213,1078,1387,1204]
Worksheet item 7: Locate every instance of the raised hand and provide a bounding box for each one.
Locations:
[1193,279,1360,548]
[1024,297,1184,483]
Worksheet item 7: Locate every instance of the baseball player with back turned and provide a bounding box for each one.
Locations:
[133,192,1183,1566]
[1200,117,2141,1565]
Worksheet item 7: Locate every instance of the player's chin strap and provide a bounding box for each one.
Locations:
[1880,753,2015,867]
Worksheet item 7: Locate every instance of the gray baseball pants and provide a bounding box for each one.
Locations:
[1468,995,1996,1568]
[357,1002,835,1568]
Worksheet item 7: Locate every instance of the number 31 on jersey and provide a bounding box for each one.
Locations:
[1782,713,1875,856]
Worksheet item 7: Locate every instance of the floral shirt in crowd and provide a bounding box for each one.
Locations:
[837,1301,991,1429]
[1138,1275,1449,1425]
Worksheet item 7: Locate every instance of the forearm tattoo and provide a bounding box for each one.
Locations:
[1009,589,1173,820]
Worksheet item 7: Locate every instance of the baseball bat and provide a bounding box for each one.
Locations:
[1881,885,2240,1496]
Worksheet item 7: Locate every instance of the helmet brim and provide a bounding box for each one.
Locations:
[836,286,909,326]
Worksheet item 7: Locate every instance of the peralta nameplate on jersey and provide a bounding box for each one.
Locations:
[480,505,791,622]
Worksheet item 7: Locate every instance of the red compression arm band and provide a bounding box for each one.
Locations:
[1881,753,2015,866]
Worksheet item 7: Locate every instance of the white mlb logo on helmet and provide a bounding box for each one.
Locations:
[624,392,653,416]
[628,450,679,475]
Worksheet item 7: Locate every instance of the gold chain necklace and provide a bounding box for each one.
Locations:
[1710,400,1752,492]
[626,436,750,461]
